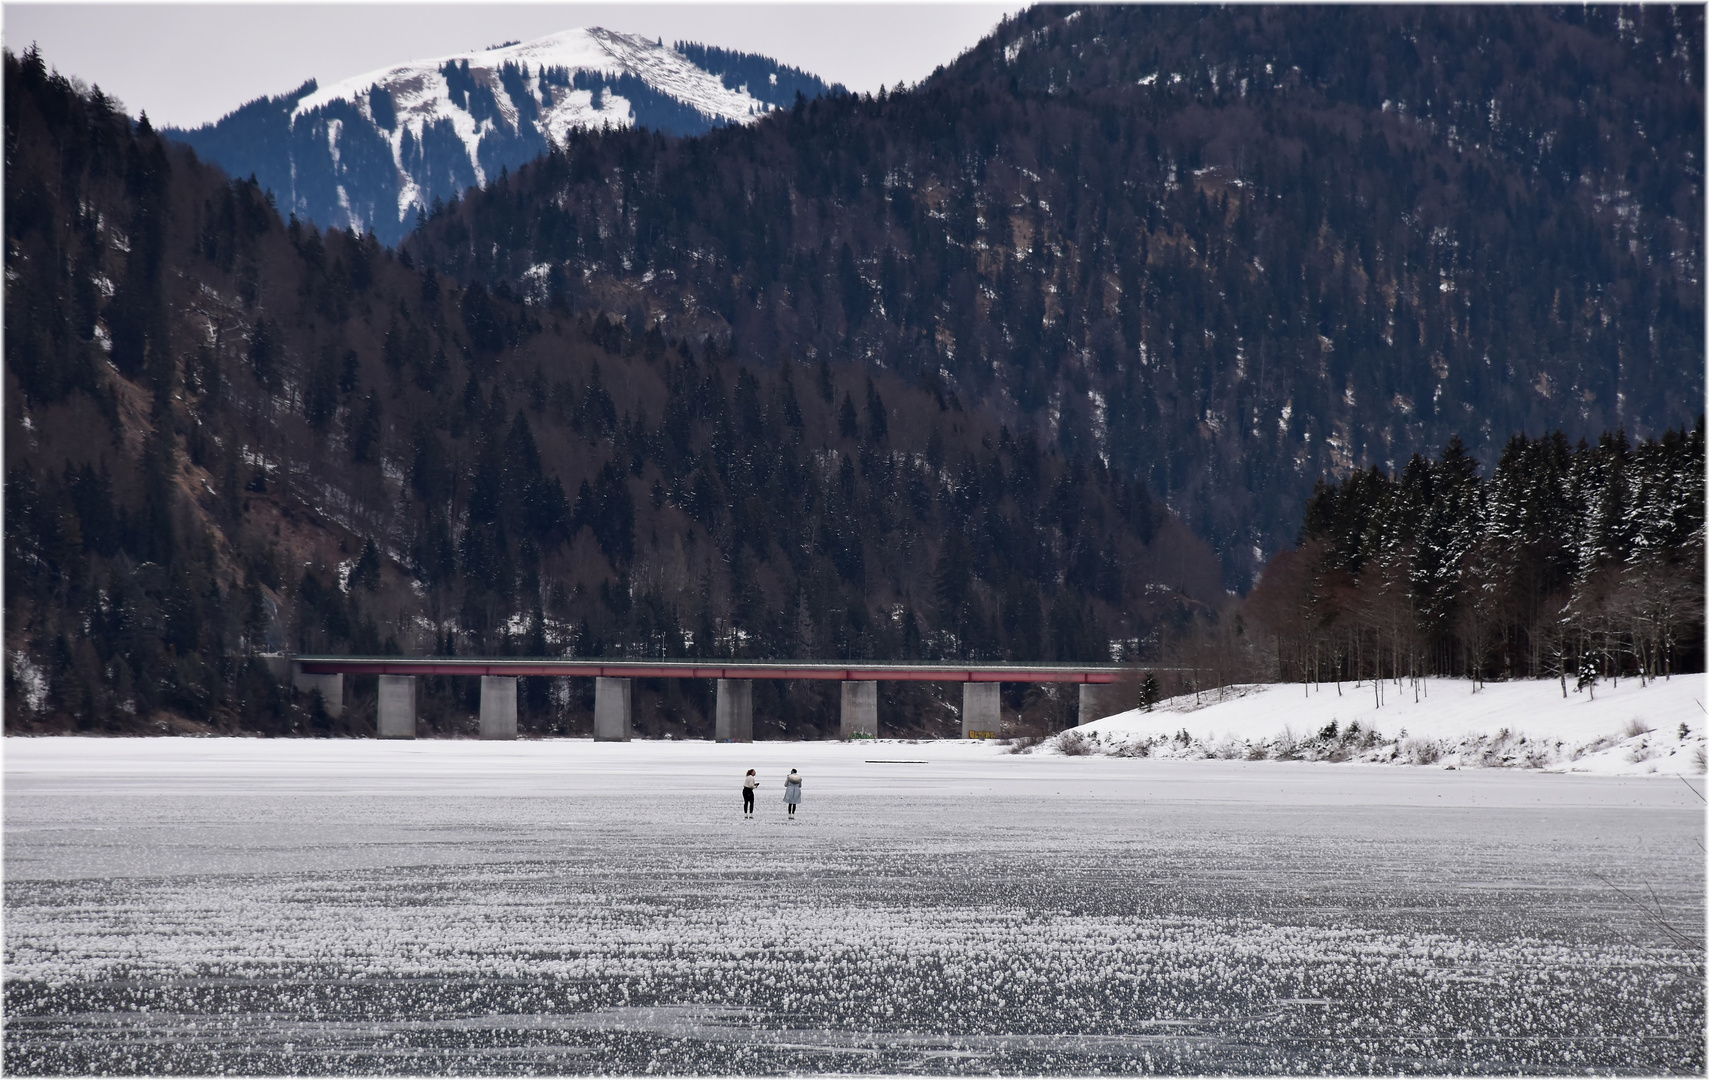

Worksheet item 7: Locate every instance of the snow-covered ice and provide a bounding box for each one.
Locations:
[5,737,1703,1074]
[1073,676,1707,775]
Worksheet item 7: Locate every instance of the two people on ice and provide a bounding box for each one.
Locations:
[741,768,802,818]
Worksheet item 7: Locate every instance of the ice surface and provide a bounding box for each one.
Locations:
[5,738,1703,1074]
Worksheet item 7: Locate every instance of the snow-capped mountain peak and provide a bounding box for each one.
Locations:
[172,27,820,243]
[294,28,772,175]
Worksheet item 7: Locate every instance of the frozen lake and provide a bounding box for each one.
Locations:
[5,738,1704,1075]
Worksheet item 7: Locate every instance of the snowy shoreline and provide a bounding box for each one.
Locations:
[4,678,1702,780]
[1062,676,1706,776]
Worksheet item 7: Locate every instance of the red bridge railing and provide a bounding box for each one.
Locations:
[294,657,1128,683]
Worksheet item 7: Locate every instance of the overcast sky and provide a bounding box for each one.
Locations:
[3,3,1022,129]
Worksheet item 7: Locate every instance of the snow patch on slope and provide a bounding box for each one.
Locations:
[294,27,771,194]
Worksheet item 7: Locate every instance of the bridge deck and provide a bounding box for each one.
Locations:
[293,657,1128,683]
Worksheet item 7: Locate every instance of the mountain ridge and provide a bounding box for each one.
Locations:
[165,28,841,244]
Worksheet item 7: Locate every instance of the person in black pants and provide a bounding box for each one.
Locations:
[742,769,757,817]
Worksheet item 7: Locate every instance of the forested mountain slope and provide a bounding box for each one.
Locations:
[407,4,1704,589]
[3,47,1217,737]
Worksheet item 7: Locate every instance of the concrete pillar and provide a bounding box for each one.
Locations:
[291,667,344,718]
[962,681,1001,738]
[1078,682,1110,727]
[594,677,632,742]
[715,679,754,742]
[840,680,877,739]
[377,675,416,739]
[480,676,518,740]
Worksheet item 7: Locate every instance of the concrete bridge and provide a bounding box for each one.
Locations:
[285,657,1135,741]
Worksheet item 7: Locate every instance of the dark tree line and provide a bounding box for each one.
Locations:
[1245,425,1705,686]
[3,47,1220,739]
[409,4,1703,590]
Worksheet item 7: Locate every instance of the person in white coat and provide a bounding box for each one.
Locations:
[783,769,802,818]
[742,769,757,818]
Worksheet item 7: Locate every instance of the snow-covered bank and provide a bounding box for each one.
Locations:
[1066,676,1706,775]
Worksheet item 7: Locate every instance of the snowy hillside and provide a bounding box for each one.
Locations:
[294,28,771,180]
[1062,677,1707,776]
[168,28,828,243]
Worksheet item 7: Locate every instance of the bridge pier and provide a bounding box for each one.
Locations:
[377,675,416,738]
[480,676,518,739]
[291,667,344,718]
[715,679,753,742]
[840,680,877,739]
[594,677,632,741]
[1078,683,1113,726]
[962,682,1001,738]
